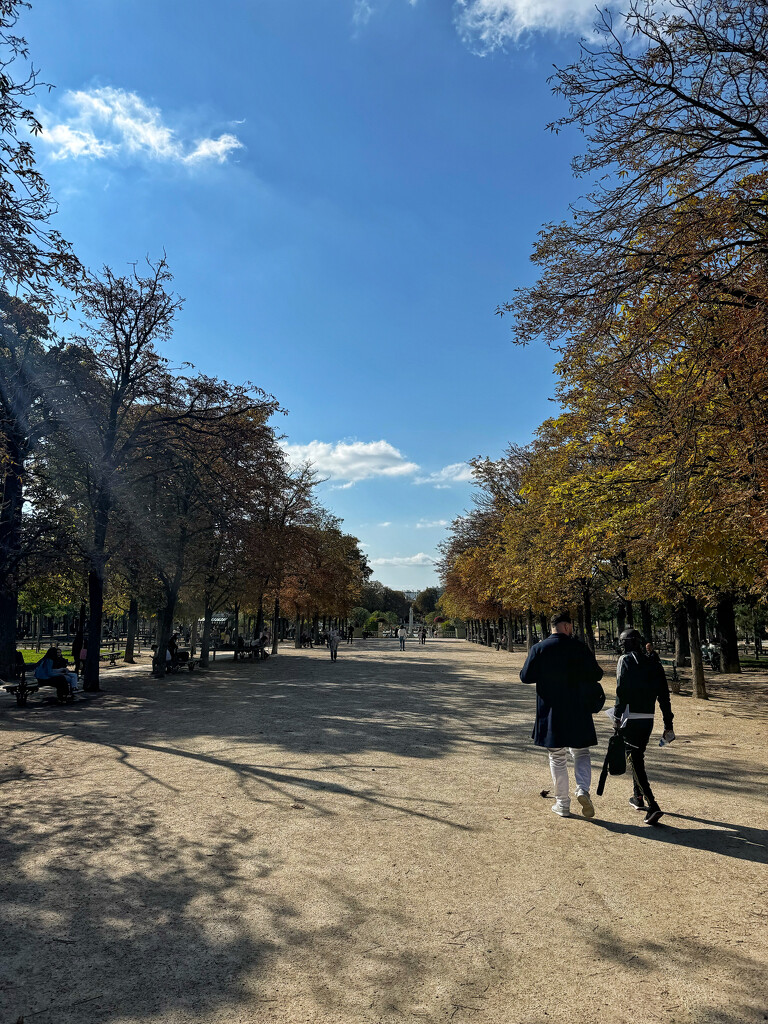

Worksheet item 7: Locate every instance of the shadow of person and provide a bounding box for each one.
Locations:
[584,811,767,865]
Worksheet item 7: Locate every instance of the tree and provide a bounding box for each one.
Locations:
[0,1,79,304]
[56,258,182,689]
[414,587,440,616]
[0,292,60,677]
[506,0,768,346]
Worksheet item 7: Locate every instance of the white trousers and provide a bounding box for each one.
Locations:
[547,747,592,807]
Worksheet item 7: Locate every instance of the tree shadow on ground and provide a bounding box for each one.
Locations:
[583,811,768,865]
[0,783,464,1024]
[554,915,768,1024]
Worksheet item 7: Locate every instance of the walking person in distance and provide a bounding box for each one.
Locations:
[520,610,605,818]
[398,625,407,651]
[329,629,340,662]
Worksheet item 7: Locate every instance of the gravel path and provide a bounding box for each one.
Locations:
[1,638,766,1024]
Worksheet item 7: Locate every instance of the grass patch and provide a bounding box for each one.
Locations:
[17,648,120,665]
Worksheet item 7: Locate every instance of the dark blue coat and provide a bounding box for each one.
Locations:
[519,633,605,748]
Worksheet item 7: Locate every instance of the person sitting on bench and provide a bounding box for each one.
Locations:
[35,647,78,700]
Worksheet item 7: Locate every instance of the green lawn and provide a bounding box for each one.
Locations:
[17,648,122,665]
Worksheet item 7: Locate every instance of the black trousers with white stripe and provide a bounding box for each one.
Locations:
[623,719,656,806]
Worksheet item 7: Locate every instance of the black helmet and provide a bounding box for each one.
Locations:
[619,628,643,655]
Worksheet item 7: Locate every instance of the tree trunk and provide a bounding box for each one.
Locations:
[583,587,595,652]
[84,565,104,691]
[200,596,214,667]
[0,588,18,681]
[526,608,535,651]
[271,597,280,655]
[190,614,198,658]
[124,596,138,663]
[685,594,708,699]
[640,600,653,643]
[153,599,177,677]
[294,612,302,649]
[0,439,24,681]
[577,604,585,641]
[716,595,741,674]
[256,596,264,636]
[674,602,690,666]
[505,615,513,652]
[616,600,626,634]
[698,606,708,644]
[753,609,761,659]
[539,614,548,644]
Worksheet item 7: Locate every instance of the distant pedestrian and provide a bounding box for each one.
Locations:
[520,610,605,819]
[398,626,407,651]
[329,630,340,662]
[419,627,427,645]
[613,629,675,825]
[347,626,354,644]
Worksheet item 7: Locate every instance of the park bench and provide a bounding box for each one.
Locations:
[2,677,40,706]
[99,650,124,666]
[170,650,199,673]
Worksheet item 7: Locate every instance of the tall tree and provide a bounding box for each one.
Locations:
[58,258,182,690]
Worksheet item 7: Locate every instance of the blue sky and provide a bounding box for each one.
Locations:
[25,0,599,591]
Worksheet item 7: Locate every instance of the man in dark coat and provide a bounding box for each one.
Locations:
[520,610,605,818]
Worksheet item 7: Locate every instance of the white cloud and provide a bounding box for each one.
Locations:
[42,123,115,160]
[282,439,420,486]
[415,518,449,529]
[455,0,600,49]
[378,521,393,527]
[415,462,474,489]
[38,87,243,166]
[353,0,374,26]
[371,552,436,567]
[184,133,243,164]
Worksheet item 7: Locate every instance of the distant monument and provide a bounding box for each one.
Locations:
[408,603,414,636]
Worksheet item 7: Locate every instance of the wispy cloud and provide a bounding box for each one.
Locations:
[282,439,420,487]
[38,87,243,166]
[415,462,474,489]
[455,0,599,49]
[371,552,436,567]
[415,518,449,529]
[378,521,393,527]
[353,0,375,27]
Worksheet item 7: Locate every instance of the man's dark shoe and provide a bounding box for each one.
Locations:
[629,796,646,811]
[644,804,664,826]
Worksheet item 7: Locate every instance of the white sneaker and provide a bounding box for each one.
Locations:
[577,793,595,818]
[551,801,570,817]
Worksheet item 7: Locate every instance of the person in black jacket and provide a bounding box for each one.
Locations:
[614,628,675,826]
[520,611,605,819]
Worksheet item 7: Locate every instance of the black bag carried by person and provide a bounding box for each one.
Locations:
[596,732,626,796]
[580,674,606,715]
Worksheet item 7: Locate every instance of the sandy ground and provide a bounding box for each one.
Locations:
[1,638,766,1024]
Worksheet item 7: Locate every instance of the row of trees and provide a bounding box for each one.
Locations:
[439,0,768,700]
[0,2,371,688]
